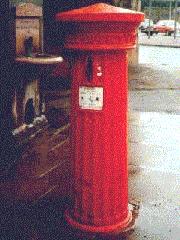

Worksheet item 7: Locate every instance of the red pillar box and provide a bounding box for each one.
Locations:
[56,3,144,234]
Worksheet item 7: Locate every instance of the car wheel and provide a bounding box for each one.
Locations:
[168,32,171,36]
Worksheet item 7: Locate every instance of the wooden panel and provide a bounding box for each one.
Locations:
[16,3,42,17]
[16,3,42,55]
[16,18,41,55]
[0,124,72,202]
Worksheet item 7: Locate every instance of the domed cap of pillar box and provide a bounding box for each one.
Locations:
[56,3,144,50]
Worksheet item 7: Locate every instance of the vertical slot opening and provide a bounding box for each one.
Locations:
[86,55,93,82]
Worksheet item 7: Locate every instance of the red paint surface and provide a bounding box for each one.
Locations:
[56,3,144,234]
[56,3,144,22]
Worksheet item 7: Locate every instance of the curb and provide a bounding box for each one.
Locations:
[139,43,180,48]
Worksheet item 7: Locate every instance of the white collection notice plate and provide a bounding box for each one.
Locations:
[79,86,103,110]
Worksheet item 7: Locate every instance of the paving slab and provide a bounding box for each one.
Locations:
[127,44,180,240]
[128,111,180,240]
[139,34,180,48]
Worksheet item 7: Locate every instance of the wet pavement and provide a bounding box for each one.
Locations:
[139,33,180,48]
[128,112,180,240]
[129,45,180,113]
[1,45,180,239]
[128,45,180,240]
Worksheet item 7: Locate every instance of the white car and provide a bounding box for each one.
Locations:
[140,19,154,35]
[140,19,154,30]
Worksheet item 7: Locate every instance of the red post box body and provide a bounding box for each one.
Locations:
[56,3,143,234]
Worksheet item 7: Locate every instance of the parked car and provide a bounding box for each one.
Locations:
[153,20,180,35]
[140,19,154,35]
